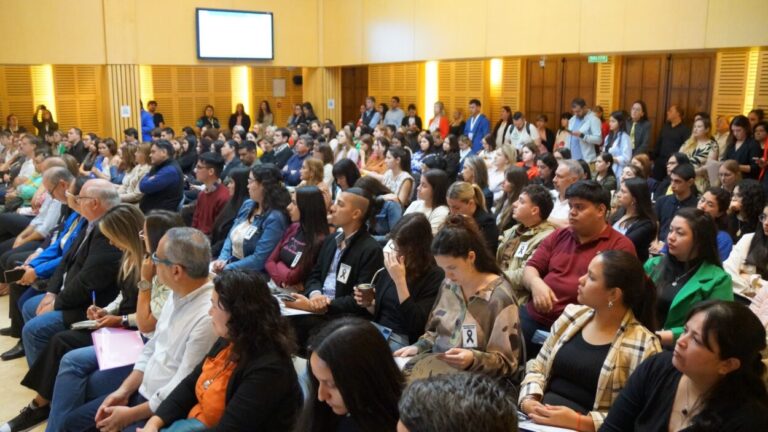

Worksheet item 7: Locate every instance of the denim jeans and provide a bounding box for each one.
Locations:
[21,293,66,367]
[59,391,146,432]
[161,418,206,432]
[46,346,133,432]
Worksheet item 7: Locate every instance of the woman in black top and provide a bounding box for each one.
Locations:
[176,135,198,175]
[611,178,657,263]
[354,213,443,350]
[446,181,499,253]
[142,270,302,432]
[449,109,465,137]
[722,115,761,179]
[227,103,251,132]
[303,318,404,432]
[728,178,765,242]
[600,301,768,431]
[302,102,318,123]
[440,134,460,182]
[196,105,220,130]
[210,168,250,257]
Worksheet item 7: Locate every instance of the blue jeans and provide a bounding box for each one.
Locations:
[21,294,66,367]
[60,391,146,432]
[47,346,133,432]
[161,418,206,432]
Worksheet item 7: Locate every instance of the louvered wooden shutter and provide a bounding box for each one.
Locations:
[753,49,768,110]
[595,58,617,115]
[711,50,749,118]
[251,67,303,127]
[53,65,104,136]
[368,63,420,117]
[438,60,486,121]
[0,66,34,132]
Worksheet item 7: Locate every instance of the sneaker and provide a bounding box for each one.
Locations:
[0,401,50,432]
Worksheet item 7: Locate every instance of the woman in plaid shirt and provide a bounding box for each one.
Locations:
[519,250,661,431]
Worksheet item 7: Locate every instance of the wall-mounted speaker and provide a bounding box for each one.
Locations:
[292,75,303,86]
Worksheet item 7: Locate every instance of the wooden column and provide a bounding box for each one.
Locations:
[303,67,342,126]
[105,64,141,140]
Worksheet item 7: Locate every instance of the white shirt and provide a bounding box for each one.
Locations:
[506,122,540,150]
[404,200,449,234]
[19,158,35,179]
[549,190,570,222]
[135,282,217,412]
[384,108,405,127]
[488,167,505,202]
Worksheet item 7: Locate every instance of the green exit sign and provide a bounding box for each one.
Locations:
[588,55,609,63]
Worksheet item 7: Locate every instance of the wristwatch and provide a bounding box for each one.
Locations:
[121,315,130,329]
[137,280,152,292]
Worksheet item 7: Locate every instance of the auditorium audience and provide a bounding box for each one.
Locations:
[488,146,515,202]
[209,168,249,256]
[653,152,690,198]
[265,186,329,291]
[516,142,539,181]
[519,251,661,431]
[354,213,443,351]
[117,143,151,204]
[0,204,144,431]
[382,147,414,208]
[394,215,521,377]
[301,317,403,432]
[521,180,635,357]
[548,159,583,227]
[593,153,616,193]
[652,163,698,253]
[330,159,360,201]
[722,114,761,179]
[212,164,290,273]
[534,152,557,190]
[627,100,652,155]
[680,116,718,191]
[196,105,220,130]
[611,177,657,263]
[355,176,402,244]
[462,155,494,208]
[447,181,498,252]
[283,135,311,187]
[228,103,252,132]
[139,140,184,213]
[463,99,490,152]
[652,105,690,180]
[493,166,529,232]
[566,98,602,163]
[398,372,518,432]
[497,184,554,303]
[492,106,513,150]
[139,270,301,432]
[645,208,733,347]
[601,301,768,431]
[605,111,632,183]
[691,187,734,260]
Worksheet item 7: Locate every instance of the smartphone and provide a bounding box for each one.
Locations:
[4,268,25,284]
[276,293,296,303]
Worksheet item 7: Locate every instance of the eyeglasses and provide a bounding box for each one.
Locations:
[760,214,768,223]
[46,182,60,196]
[151,252,178,267]
[65,190,97,202]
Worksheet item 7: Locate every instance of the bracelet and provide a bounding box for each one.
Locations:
[575,412,581,431]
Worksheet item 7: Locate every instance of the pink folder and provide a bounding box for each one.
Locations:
[91,328,145,371]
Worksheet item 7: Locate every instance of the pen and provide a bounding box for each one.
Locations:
[91,290,96,307]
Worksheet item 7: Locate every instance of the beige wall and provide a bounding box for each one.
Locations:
[322,0,768,65]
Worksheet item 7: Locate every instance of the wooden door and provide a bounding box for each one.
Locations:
[620,55,669,147]
[667,53,716,124]
[341,66,368,125]
[560,58,596,116]
[525,58,561,125]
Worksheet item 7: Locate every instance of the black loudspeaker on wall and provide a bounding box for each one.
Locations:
[292,75,303,86]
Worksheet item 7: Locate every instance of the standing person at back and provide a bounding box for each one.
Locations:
[521,180,635,357]
[139,140,184,213]
[507,111,541,154]
[146,101,164,129]
[463,99,490,153]
[652,105,691,180]
[384,96,405,127]
[627,100,652,155]
[566,98,602,163]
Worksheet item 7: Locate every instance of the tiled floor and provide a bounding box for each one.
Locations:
[0,295,47,431]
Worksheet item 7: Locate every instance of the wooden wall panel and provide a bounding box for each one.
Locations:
[251,68,304,128]
[437,60,486,123]
[303,67,342,126]
[561,58,596,115]
[106,64,141,140]
[620,55,668,144]
[751,49,768,110]
[368,62,421,120]
[341,66,368,124]
[667,53,715,122]
[490,58,523,122]
[595,58,618,115]
[53,65,105,136]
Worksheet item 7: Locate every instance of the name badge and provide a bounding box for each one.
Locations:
[468,132,474,140]
[514,241,529,259]
[290,252,302,268]
[244,226,258,240]
[462,324,478,348]
[337,263,352,283]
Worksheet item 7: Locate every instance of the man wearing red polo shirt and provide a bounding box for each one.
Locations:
[521,180,636,357]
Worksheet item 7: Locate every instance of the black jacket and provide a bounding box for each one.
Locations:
[67,141,87,164]
[228,113,252,132]
[48,223,122,325]
[155,338,302,432]
[305,230,384,316]
[401,115,422,130]
[139,159,184,213]
[622,218,656,263]
[474,208,499,253]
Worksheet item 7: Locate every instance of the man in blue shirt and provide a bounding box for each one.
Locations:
[567,97,602,163]
[283,135,311,186]
[463,99,490,153]
[361,97,381,129]
[139,140,184,213]
[139,101,155,143]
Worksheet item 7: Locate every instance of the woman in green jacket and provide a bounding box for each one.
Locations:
[645,207,732,347]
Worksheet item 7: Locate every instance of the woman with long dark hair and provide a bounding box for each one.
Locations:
[644,208,732,347]
[601,301,768,431]
[440,134,460,181]
[534,152,558,190]
[302,102,318,123]
[381,147,413,208]
[176,134,198,175]
[196,105,220,130]
[354,176,401,243]
[605,111,631,183]
[303,317,404,432]
[594,152,617,193]
[728,178,765,241]
[722,114,761,179]
[212,164,290,272]
[210,168,250,256]
[257,100,272,128]
[611,178,657,262]
[492,106,514,149]
[519,250,661,431]
[494,165,529,232]
[265,186,329,291]
[462,154,494,209]
[140,270,302,431]
[228,103,252,132]
[394,215,521,378]
[723,202,768,299]
[693,187,733,260]
[354,213,444,350]
[403,169,450,234]
[330,159,360,201]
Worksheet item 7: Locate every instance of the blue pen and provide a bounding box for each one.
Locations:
[91,290,96,307]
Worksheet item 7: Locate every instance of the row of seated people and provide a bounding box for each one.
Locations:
[0,109,764,430]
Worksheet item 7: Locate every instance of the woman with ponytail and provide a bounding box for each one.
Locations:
[394,214,521,378]
[602,300,768,431]
[519,250,662,431]
[446,181,499,252]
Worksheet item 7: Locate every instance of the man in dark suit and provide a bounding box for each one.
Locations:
[19,179,122,368]
[64,128,87,163]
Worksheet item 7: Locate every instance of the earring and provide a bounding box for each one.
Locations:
[608,300,614,308]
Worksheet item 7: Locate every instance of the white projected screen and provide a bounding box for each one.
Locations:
[196,9,274,60]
